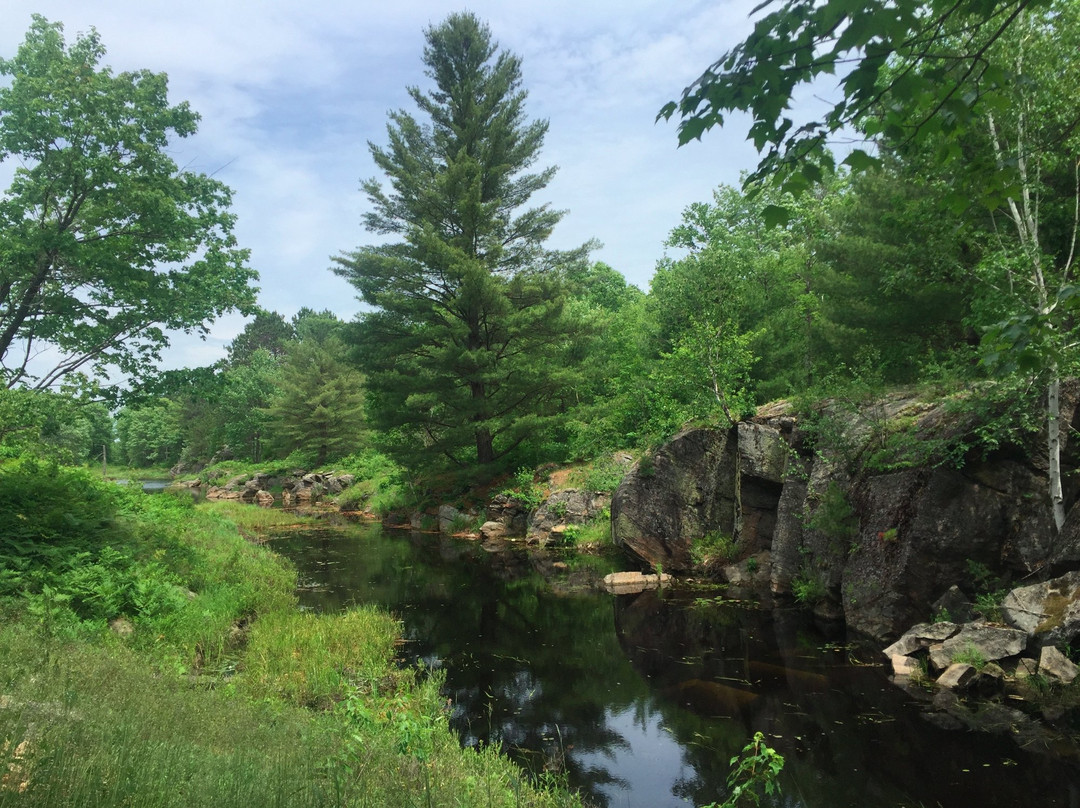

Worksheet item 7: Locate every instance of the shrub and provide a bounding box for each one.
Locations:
[568,455,627,494]
[807,482,858,541]
[562,513,611,547]
[501,466,545,511]
[692,532,738,566]
[792,573,828,605]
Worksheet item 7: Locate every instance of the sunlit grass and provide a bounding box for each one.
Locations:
[238,607,403,708]
[0,469,582,808]
[202,499,314,534]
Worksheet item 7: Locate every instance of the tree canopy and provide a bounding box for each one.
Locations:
[0,16,255,392]
[658,0,1054,219]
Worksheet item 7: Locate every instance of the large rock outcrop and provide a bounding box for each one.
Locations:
[612,386,1080,640]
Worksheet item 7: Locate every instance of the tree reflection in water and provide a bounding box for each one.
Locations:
[270,522,1080,808]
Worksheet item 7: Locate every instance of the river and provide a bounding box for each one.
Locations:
[267,519,1080,808]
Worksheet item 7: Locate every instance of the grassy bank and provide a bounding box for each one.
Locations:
[0,460,580,807]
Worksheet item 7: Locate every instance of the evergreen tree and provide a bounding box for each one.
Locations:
[332,12,588,467]
[265,335,367,467]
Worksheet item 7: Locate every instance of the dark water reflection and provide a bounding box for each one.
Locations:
[268,521,1080,808]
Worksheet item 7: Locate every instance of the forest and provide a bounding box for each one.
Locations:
[4,3,1076,494]
[2,1,1079,806]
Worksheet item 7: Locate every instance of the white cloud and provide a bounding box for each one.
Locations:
[3,0,772,371]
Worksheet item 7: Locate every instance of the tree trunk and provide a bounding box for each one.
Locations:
[475,426,495,465]
[1049,375,1066,531]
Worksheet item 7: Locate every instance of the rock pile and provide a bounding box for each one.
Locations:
[885,569,1080,693]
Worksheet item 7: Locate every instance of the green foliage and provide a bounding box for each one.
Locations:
[333,12,590,467]
[0,499,582,808]
[807,482,858,541]
[501,466,545,511]
[691,532,739,567]
[561,511,611,547]
[700,731,784,808]
[0,16,255,391]
[966,559,1007,622]
[659,0,1049,211]
[792,573,828,606]
[332,449,416,515]
[0,388,113,463]
[264,330,367,467]
[217,349,281,463]
[238,607,402,709]
[225,308,295,365]
[567,455,628,493]
[115,398,183,468]
[953,644,988,670]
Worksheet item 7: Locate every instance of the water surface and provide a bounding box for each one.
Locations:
[269,520,1080,808]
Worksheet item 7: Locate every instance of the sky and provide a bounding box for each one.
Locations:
[1,0,804,371]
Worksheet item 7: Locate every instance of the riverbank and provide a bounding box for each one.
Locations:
[0,461,581,807]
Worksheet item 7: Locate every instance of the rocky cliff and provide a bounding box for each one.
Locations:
[612,385,1080,640]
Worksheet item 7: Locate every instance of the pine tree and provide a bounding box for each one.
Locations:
[332,12,588,467]
[265,336,367,467]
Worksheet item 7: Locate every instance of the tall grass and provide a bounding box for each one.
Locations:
[0,460,582,808]
[238,607,403,708]
[0,628,341,808]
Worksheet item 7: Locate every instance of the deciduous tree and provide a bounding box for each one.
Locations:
[0,16,255,391]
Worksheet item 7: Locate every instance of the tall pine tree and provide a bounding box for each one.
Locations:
[333,12,587,467]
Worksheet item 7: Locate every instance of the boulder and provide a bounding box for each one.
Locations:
[528,488,609,544]
[438,504,464,533]
[737,421,788,482]
[722,551,772,587]
[1001,570,1080,646]
[255,490,274,507]
[1039,645,1079,684]
[205,486,241,501]
[602,571,672,594]
[486,493,529,536]
[891,654,921,677]
[975,662,1006,696]
[611,428,736,572]
[883,621,961,658]
[928,624,1027,670]
[937,663,977,690]
[1014,657,1039,678]
[480,521,509,541]
[931,585,974,624]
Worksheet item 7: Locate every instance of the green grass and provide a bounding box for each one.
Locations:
[566,454,628,494]
[238,607,404,708]
[0,460,582,808]
[562,514,611,548]
[691,532,739,567]
[0,628,343,808]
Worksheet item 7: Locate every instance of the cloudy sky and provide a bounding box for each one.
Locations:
[2,0,801,370]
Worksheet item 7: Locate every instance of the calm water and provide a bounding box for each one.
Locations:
[268,520,1080,808]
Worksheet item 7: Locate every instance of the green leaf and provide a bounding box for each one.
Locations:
[841,149,881,174]
[762,204,792,229]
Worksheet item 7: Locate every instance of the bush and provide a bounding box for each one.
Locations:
[807,482,858,541]
[501,466,545,511]
[568,455,628,494]
[792,573,828,605]
[692,532,738,566]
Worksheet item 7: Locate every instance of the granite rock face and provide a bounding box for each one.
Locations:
[611,384,1080,640]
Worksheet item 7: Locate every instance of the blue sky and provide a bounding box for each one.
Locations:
[2,0,813,371]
